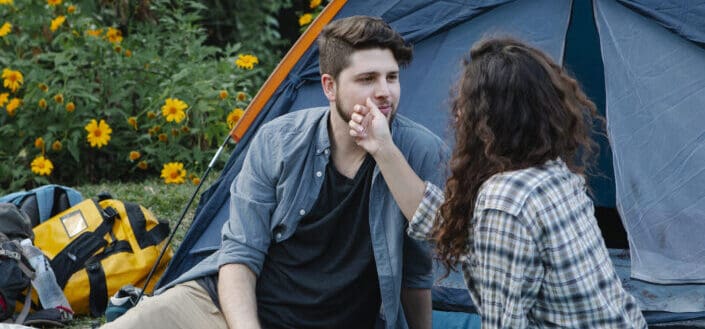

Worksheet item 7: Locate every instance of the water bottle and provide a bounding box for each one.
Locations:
[19,239,72,311]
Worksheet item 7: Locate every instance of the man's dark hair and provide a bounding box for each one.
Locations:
[317,16,412,79]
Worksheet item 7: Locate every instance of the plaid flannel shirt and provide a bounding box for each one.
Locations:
[408,159,647,329]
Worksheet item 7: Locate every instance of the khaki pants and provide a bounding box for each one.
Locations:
[101,280,227,329]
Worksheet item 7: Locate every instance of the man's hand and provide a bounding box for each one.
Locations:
[349,97,393,156]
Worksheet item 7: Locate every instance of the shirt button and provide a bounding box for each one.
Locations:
[275,232,282,239]
[324,149,330,155]
[316,171,322,178]
[299,209,306,216]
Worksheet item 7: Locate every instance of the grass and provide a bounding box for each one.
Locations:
[62,173,221,328]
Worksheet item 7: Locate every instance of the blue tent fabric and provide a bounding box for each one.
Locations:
[616,0,705,47]
[595,0,705,285]
[158,0,573,287]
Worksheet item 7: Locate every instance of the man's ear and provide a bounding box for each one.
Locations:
[321,73,336,102]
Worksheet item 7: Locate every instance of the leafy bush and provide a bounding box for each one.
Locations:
[0,0,274,193]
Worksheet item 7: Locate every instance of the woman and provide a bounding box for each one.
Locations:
[349,37,647,328]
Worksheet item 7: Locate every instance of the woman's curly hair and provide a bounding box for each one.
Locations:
[433,37,601,273]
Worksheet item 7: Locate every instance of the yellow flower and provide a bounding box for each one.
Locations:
[46,0,62,6]
[299,13,313,27]
[236,92,247,101]
[129,151,141,161]
[127,116,138,129]
[227,108,245,129]
[2,68,23,93]
[38,83,48,92]
[114,45,122,53]
[85,28,102,37]
[160,162,186,184]
[0,93,8,107]
[0,0,14,5]
[147,111,156,119]
[67,5,76,14]
[0,22,11,38]
[65,101,75,112]
[191,176,200,185]
[38,99,48,109]
[310,0,321,9]
[137,161,148,170]
[158,133,168,142]
[84,119,112,148]
[106,27,122,43]
[31,156,53,176]
[124,49,132,57]
[161,98,188,123]
[50,16,66,32]
[235,54,259,70]
[219,90,228,100]
[51,140,62,151]
[34,137,44,149]
[54,93,63,103]
[180,125,190,133]
[6,98,21,116]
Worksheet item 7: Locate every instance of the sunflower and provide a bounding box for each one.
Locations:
[310,0,321,8]
[0,93,8,107]
[105,27,122,43]
[236,92,247,102]
[2,68,23,93]
[0,0,14,5]
[34,137,44,149]
[227,108,245,129]
[129,151,141,161]
[0,22,11,38]
[84,119,112,148]
[67,5,76,13]
[158,133,168,143]
[235,54,259,70]
[219,90,228,100]
[125,49,132,57]
[127,116,138,129]
[31,156,53,176]
[160,162,186,184]
[85,28,102,37]
[54,93,63,103]
[51,140,62,151]
[6,98,21,116]
[65,102,75,112]
[38,98,47,109]
[137,161,148,170]
[38,83,49,92]
[50,16,66,32]
[299,13,313,27]
[161,98,188,123]
[46,0,62,6]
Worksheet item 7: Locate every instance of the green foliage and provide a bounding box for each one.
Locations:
[199,0,293,86]
[0,0,266,193]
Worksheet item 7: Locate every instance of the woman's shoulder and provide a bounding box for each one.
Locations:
[478,160,575,216]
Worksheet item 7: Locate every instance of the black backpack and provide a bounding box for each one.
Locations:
[0,203,37,324]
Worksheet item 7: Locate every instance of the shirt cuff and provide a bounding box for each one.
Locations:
[407,182,444,240]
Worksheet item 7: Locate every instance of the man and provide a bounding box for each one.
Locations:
[103,16,447,329]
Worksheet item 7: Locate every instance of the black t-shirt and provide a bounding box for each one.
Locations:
[256,155,380,329]
[198,156,381,328]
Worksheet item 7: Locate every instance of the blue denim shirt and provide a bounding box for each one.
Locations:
[165,107,449,329]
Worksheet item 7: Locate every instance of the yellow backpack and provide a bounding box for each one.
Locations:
[31,198,172,316]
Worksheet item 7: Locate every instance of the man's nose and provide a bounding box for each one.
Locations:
[374,80,391,98]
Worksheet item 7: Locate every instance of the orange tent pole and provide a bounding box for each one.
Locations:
[229,0,348,142]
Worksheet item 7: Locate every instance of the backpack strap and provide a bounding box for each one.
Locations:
[14,285,32,325]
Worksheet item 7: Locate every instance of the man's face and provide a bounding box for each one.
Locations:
[329,48,400,124]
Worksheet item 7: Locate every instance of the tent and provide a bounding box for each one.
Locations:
[157,0,705,326]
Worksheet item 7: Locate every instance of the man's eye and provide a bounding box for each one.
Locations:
[387,75,398,81]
